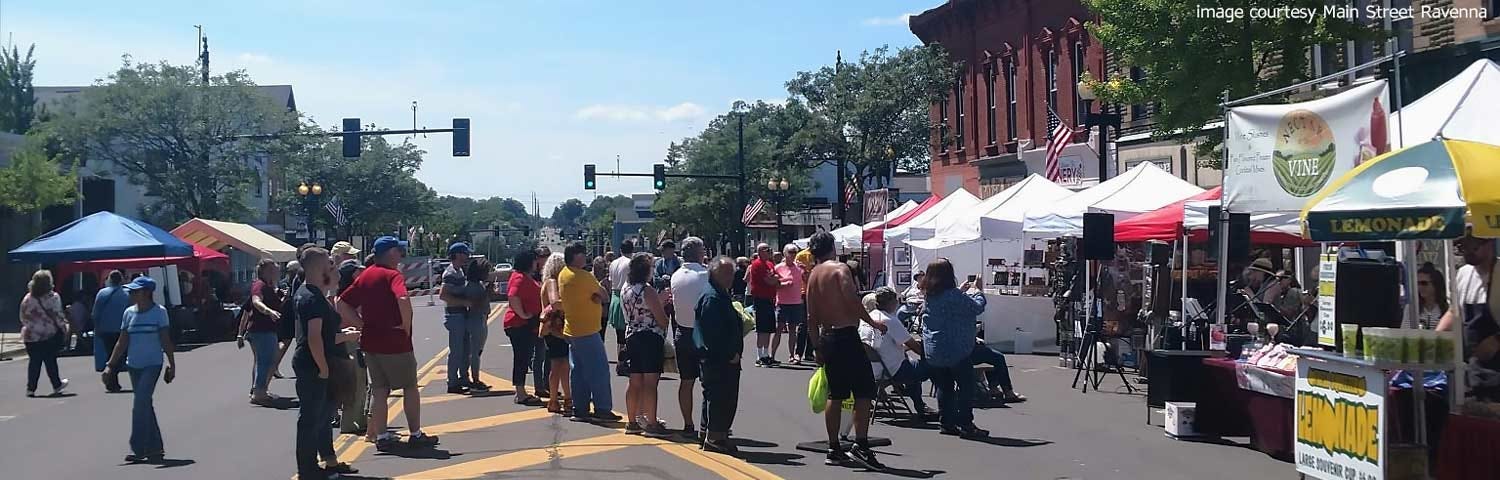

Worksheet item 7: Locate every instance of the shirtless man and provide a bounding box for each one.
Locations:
[805,232,887,470]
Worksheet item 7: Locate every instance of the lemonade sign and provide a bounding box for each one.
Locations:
[1295,358,1385,480]
[1225,80,1390,213]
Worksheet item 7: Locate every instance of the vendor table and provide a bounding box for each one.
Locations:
[1195,357,1295,460]
[1437,414,1500,480]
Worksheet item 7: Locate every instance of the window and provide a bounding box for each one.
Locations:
[985,62,997,145]
[1073,42,1086,124]
[1129,67,1146,120]
[954,72,965,150]
[939,97,949,153]
[1006,60,1018,141]
[1046,49,1058,116]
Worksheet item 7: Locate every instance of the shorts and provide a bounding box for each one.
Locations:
[674,327,701,379]
[752,297,777,334]
[545,336,570,359]
[821,326,877,401]
[365,352,418,391]
[623,331,665,374]
[777,303,806,326]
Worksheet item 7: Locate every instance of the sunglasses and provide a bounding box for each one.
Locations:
[1418,280,1431,286]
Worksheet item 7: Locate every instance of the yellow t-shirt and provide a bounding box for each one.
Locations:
[559,266,603,337]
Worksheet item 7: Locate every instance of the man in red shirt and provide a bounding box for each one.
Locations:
[336,236,437,452]
[746,243,782,366]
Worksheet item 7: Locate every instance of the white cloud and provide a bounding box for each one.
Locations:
[862,13,915,27]
[574,102,705,122]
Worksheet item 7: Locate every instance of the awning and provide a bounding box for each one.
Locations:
[8,211,194,263]
[55,243,230,280]
[172,218,298,263]
[863,194,943,244]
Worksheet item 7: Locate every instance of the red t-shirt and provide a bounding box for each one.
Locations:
[339,264,411,354]
[503,271,541,329]
[247,280,282,332]
[747,258,777,300]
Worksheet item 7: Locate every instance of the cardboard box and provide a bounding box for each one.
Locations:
[1164,402,1197,438]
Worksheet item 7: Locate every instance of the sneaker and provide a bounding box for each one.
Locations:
[849,443,886,470]
[825,449,854,466]
[124,454,147,463]
[643,422,672,439]
[767,358,781,367]
[408,432,440,447]
[26,390,35,398]
[323,463,359,475]
[625,422,644,435]
[374,435,402,452]
[788,358,802,366]
[446,384,471,395]
[959,424,990,438]
[938,424,963,436]
[591,411,623,423]
[702,438,739,455]
[752,357,765,367]
[568,415,593,423]
[52,378,69,395]
[536,389,551,399]
[468,381,492,392]
[679,425,698,441]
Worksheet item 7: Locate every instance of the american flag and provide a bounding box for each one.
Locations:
[1044,106,1077,182]
[324,195,348,226]
[843,176,860,206]
[742,198,767,225]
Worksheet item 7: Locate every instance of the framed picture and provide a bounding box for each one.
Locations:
[892,246,911,267]
[896,271,913,287]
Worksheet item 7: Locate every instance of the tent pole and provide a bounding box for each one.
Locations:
[1216,91,1231,328]
[1182,231,1190,349]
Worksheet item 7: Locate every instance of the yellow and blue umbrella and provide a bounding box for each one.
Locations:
[1300,138,1500,241]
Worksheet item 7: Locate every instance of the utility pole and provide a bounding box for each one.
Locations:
[737,112,747,256]
[833,50,846,225]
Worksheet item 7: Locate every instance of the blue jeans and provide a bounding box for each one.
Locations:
[247,331,278,394]
[445,312,471,386]
[889,360,930,411]
[533,332,550,392]
[293,360,336,476]
[128,365,164,456]
[94,332,120,372]
[925,361,975,429]
[567,333,613,416]
[465,313,488,383]
[968,344,1013,391]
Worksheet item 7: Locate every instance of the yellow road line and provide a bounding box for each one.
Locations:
[419,393,467,406]
[423,408,552,436]
[393,433,665,480]
[656,443,786,480]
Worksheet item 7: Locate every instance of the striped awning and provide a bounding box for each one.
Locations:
[171,218,298,262]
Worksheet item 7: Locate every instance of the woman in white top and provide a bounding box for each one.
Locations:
[1413,263,1447,330]
[621,253,671,438]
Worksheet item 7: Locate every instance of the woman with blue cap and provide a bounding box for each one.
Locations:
[103,275,177,463]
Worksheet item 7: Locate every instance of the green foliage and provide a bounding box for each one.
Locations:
[584,195,631,237]
[0,44,38,134]
[785,44,958,220]
[1084,0,1381,168]
[549,198,586,229]
[45,58,302,225]
[277,129,438,240]
[0,133,75,213]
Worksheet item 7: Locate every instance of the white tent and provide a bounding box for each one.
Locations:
[1390,59,1500,148]
[1182,200,1301,237]
[793,223,864,250]
[905,175,1074,287]
[884,189,980,246]
[1022,162,1204,237]
[861,200,919,231]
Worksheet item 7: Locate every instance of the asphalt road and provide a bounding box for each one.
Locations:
[0,300,1293,479]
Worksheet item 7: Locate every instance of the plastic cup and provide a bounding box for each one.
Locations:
[1435,331,1457,365]
[1419,331,1438,366]
[1402,330,1421,364]
[1364,328,1391,362]
[1341,324,1360,357]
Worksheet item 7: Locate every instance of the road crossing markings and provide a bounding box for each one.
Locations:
[422,408,552,436]
[392,433,664,480]
[655,443,784,480]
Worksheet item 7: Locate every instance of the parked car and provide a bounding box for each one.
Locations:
[490,263,513,300]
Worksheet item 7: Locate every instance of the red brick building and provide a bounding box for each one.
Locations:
[911,0,1106,197]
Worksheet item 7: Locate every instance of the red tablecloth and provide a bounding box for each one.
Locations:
[1196,358,1295,460]
[1438,414,1500,480]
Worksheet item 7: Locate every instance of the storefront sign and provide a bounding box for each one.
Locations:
[1295,359,1385,480]
[1054,155,1086,187]
[1305,209,1466,241]
[1317,249,1338,347]
[1225,80,1390,213]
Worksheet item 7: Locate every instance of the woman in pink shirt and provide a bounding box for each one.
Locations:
[773,244,808,364]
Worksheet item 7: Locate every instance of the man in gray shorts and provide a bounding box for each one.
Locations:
[336,236,438,451]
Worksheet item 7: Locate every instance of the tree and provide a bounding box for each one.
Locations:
[278,131,439,241]
[1084,0,1379,168]
[785,44,959,222]
[0,133,75,215]
[549,198,586,230]
[0,44,38,134]
[46,58,303,225]
[582,195,631,238]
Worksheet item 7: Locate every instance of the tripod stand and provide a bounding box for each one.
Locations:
[1071,316,1137,394]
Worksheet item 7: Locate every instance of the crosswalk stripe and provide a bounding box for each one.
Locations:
[656,443,785,480]
[334,346,452,464]
[392,433,665,480]
[423,408,552,436]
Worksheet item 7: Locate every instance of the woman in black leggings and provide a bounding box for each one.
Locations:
[503,249,545,405]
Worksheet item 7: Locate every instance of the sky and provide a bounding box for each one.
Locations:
[8,0,927,214]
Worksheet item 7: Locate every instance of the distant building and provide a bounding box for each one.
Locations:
[612,194,656,251]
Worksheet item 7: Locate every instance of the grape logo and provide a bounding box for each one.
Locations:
[1272,110,1336,197]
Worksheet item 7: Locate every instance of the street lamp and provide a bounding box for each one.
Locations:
[1077,70,1121,183]
[296,181,324,242]
[767,176,791,247]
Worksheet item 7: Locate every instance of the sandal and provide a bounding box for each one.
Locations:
[514,394,542,406]
[546,398,562,414]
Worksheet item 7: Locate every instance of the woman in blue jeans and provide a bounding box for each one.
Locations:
[103,276,177,463]
[917,259,989,438]
[237,259,284,405]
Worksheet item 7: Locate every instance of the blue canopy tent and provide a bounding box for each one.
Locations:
[8,211,194,263]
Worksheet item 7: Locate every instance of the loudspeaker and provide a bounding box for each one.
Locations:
[1146,240,1172,265]
[1208,207,1251,261]
[1335,258,1402,329]
[1082,212,1115,260]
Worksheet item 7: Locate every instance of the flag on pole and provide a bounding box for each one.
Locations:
[843,176,860,206]
[324,195,348,226]
[742,198,767,225]
[1044,106,1077,182]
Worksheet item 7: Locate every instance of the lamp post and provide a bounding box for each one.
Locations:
[296,181,324,243]
[767,176,790,247]
[1076,72,1122,183]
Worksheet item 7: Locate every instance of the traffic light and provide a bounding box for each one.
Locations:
[342,118,361,158]
[584,164,597,190]
[653,164,666,190]
[452,118,470,157]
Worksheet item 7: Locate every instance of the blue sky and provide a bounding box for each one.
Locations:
[10,0,926,213]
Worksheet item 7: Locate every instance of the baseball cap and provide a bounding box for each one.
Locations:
[373,236,408,256]
[123,276,157,292]
[331,241,360,256]
[448,242,473,257]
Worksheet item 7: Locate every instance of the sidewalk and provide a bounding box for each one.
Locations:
[0,332,23,359]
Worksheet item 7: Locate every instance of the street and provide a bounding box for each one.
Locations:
[0,299,1290,479]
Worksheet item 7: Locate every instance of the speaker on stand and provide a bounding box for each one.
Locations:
[1073,213,1135,393]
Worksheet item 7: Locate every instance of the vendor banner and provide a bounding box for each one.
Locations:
[1226,81,1390,213]
[1295,358,1386,480]
[1317,248,1337,347]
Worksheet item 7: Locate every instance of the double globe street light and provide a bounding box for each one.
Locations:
[296,181,324,241]
[767,177,790,247]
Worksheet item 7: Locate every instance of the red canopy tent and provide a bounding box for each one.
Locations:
[863,194,942,244]
[1113,186,1311,246]
[55,243,230,280]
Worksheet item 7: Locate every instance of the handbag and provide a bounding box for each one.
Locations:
[732,301,755,338]
[662,333,678,374]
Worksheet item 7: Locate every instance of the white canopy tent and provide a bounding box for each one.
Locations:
[1182,200,1301,237]
[1022,162,1204,237]
[905,174,1075,287]
[1390,59,1500,148]
[793,223,865,250]
[884,189,980,246]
